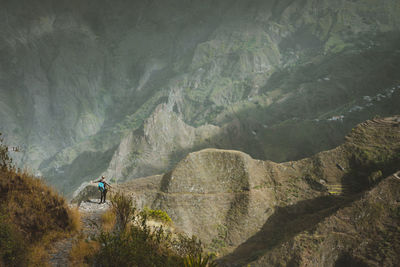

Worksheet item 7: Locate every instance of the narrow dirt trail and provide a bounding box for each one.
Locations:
[49,199,110,267]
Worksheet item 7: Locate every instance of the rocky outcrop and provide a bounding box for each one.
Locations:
[73,116,400,265]
[71,183,99,205]
[102,103,220,182]
[154,149,279,247]
[222,171,400,267]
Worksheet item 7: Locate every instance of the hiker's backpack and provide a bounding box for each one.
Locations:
[98,181,105,192]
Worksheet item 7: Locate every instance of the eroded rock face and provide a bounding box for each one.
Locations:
[102,104,220,182]
[101,117,400,264]
[227,173,400,267]
[2,0,400,196]
[153,149,277,246]
[161,149,255,194]
[105,147,307,247]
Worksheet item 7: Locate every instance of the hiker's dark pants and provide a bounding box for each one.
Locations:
[100,189,108,203]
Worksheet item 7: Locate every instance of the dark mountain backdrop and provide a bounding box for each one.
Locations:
[1,0,399,195]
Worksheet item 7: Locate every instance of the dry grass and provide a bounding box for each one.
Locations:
[101,209,116,232]
[68,206,115,266]
[69,239,100,267]
[68,207,82,233]
[27,245,51,267]
[0,144,81,266]
[27,230,70,267]
[93,192,210,267]
[0,169,72,240]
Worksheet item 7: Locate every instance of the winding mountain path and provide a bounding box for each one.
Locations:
[49,199,110,267]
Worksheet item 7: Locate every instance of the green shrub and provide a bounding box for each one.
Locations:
[141,206,172,223]
[96,193,205,267]
[184,254,218,267]
[97,223,181,267]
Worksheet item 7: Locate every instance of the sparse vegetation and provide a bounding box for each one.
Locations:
[69,239,100,267]
[0,135,80,266]
[210,224,228,251]
[101,209,117,232]
[110,191,136,231]
[0,133,13,171]
[1,114,400,266]
[93,192,214,267]
[1,135,216,267]
[344,120,400,192]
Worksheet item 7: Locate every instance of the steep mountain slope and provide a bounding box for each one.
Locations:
[0,149,79,266]
[73,116,400,266]
[1,0,400,194]
[220,173,400,266]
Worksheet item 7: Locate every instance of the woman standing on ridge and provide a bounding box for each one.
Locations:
[92,176,112,204]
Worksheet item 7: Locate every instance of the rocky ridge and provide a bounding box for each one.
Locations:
[102,103,220,182]
[74,116,400,266]
[1,0,400,194]
[221,171,400,266]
